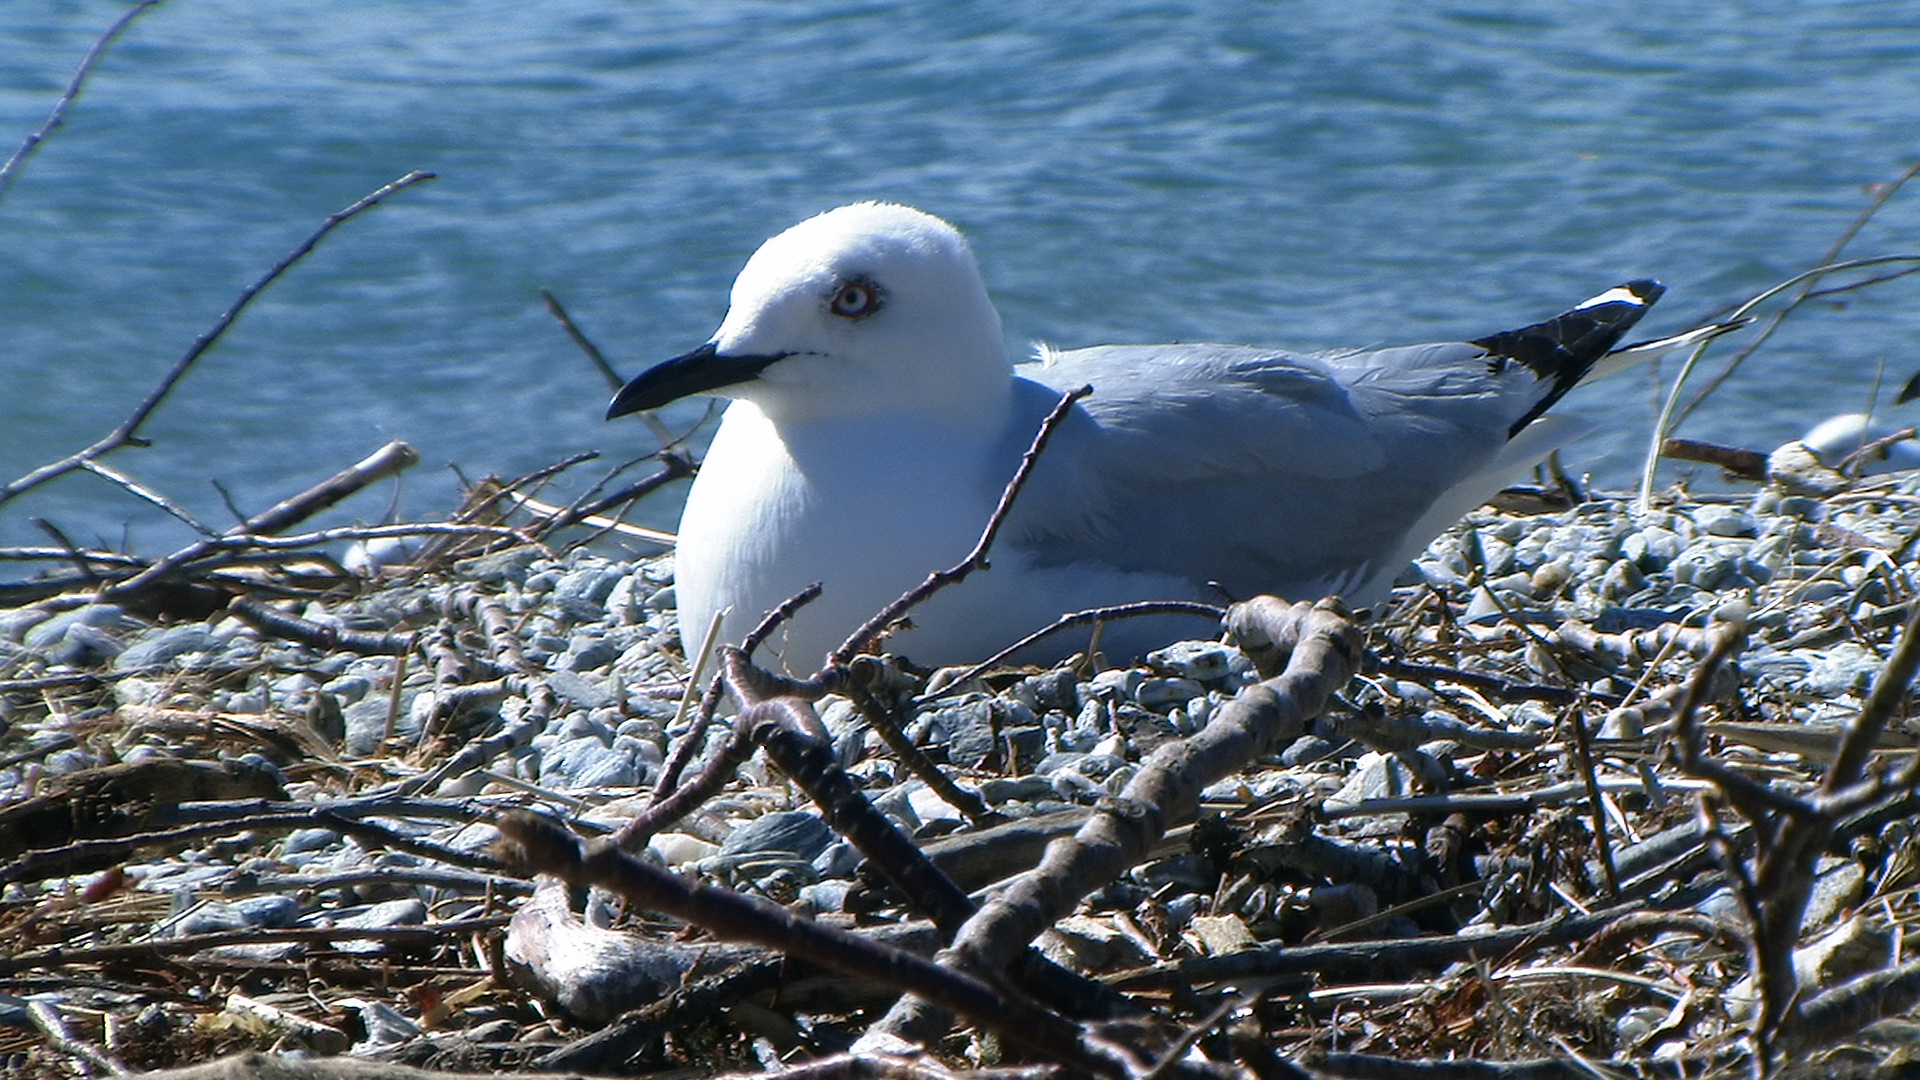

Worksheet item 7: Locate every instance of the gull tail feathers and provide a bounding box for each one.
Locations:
[1472,280,1663,437]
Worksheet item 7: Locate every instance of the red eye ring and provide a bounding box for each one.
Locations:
[829,278,882,319]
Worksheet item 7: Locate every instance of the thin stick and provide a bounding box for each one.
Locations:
[830,385,1093,666]
[1835,425,1920,477]
[1565,701,1620,899]
[918,600,1225,701]
[648,608,730,805]
[0,0,165,203]
[541,289,683,453]
[25,998,128,1077]
[520,452,693,541]
[77,459,220,537]
[1824,600,1920,797]
[2,172,437,506]
[0,917,511,977]
[1674,160,1920,427]
[1637,254,1920,510]
[540,289,625,392]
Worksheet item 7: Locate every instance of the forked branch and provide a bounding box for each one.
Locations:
[2,171,437,507]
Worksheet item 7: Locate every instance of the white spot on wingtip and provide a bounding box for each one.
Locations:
[1576,285,1649,310]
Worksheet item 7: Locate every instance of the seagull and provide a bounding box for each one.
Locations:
[609,202,1679,671]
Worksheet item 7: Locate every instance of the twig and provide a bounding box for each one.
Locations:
[649,608,730,804]
[78,459,221,536]
[739,581,826,663]
[30,518,101,586]
[227,596,415,655]
[217,865,532,898]
[829,385,1093,667]
[0,0,165,203]
[1835,425,1920,476]
[513,452,692,542]
[542,289,682,453]
[1374,657,1600,707]
[1319,776,1714,820]
[1563,701,1619,899]
[1823,600,1920,795]
[3,173,437,506]
[0,917,511,977]
[1666,601,1920,1069]
[0,547,143,566]
[845,676,998,827]
[0,792,513,885]
[26,997,129,1077]
[920,599,1227,701]
[1311,1052,1669,1080]
[1110,899,1648,991]
[748,696,978,935]
[540,289,626,392]
[1673,160,1920,428]
[1638,253,1920,510]
[102,441,422,597]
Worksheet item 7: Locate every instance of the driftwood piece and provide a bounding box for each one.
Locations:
[527,926,952,1071]
[504,876,749,1024]
[862,596,1361,1050]
[1660,436,1770,482]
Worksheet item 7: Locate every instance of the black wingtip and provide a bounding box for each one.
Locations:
[1897,368,1920,406]
[1474,280,1665,437]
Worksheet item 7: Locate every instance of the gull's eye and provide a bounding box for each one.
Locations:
[828,277,882,319]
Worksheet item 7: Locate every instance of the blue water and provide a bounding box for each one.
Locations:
[3,1,1917,554]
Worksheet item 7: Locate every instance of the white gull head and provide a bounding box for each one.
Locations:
[690,202,1008,422]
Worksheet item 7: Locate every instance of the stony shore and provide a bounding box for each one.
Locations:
[4,473,1920,1077]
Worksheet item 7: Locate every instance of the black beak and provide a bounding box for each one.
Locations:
[605,343,788,420]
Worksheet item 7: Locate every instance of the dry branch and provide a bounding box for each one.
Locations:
[103,441,422,598]
[829,385,1094,667]
[3,173,436,506]
[0,0,164,202]
[862,596,1361,1050]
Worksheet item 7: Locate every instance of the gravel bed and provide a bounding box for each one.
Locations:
[5,478,1920,1077]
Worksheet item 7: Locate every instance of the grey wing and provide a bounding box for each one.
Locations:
[1003,342,1539,599]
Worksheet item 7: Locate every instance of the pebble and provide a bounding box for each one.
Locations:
[1145,640,1235,683]
[720,811,835,861]
[113,623,223,672]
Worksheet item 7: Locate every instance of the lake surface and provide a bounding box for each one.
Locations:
[3,1,1918,554]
